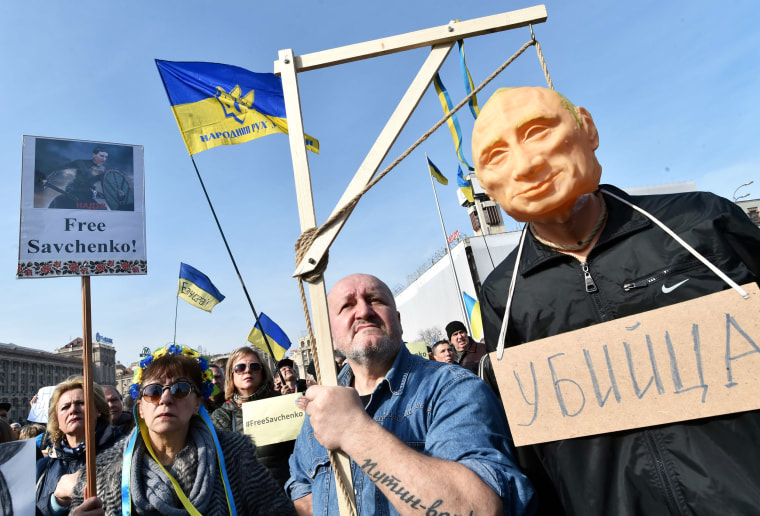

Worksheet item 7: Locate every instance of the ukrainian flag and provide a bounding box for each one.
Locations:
[426,154,448,185]
[156,60,319,155]
[457,166,475,203]
[247,312,291,361]
[178,263,225,312]
[462,291,483,341]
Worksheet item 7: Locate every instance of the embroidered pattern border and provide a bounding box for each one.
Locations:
[17,259,147,278]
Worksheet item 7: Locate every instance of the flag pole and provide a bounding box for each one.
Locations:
[467,172,496,271]
[188,156,284,373]
[80,275,97,497]
[173,294,179,345]
[426,154,471,332]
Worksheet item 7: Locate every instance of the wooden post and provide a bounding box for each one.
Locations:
[81,275,97,497]
[279,47,357,516]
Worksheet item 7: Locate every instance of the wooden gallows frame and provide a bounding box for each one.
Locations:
[275,5,548,514]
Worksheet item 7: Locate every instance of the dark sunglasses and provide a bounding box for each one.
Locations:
[141,381,197,404]
[234,362,263,374]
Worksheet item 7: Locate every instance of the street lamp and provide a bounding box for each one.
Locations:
[733,181,754,202]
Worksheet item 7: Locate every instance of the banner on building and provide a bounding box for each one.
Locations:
[18,136,146,278]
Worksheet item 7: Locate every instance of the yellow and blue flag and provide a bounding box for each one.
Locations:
[155,60,319,155]
[426,154,448,185]
[457,166,474,203]
[433,73,474,172]
[178,263,225,312]
[247,312,291,361]
[462,291,483,341]
[457,39,480,119]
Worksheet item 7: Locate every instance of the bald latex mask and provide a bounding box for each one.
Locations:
[471,87,602,224]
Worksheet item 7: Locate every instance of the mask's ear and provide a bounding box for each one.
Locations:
[577,107,599,151]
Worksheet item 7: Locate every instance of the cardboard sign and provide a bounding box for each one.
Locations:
[405,341,429,360]
[0,439,37,515]
[28,385,55,423]
[18,136,146,278]
[242,393,305,446]
[493,284,760,446]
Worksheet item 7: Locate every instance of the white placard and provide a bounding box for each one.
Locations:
[18,136,146,278]
[28,385,56,423]
[0,438,37,515]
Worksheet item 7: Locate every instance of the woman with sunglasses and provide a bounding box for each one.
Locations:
[36,377,122,516]
[68,345,295,515]
[211,346,294,488]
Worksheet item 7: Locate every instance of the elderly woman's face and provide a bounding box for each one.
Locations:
[232,353,262,393]
[138,375,200,438]
[57,388,86,440]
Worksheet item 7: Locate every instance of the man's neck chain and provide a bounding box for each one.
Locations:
[530,192,607,252]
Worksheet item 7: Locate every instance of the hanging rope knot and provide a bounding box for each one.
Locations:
[295,227,329,284]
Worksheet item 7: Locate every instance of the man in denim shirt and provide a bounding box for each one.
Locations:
[286,273,535,515]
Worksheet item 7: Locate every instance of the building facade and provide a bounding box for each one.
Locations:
[736,198,760,227]
[115,362,133,400]
[456,174,507,236]
[292,336,314,379]
[0,342,83,424]
[54,336,117,386]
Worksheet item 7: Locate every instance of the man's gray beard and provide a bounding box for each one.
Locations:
[344,334,399,367]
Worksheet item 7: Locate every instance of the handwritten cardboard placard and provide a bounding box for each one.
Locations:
[405,341,429,360]
[242,393,305,446]
[493,283,760,446]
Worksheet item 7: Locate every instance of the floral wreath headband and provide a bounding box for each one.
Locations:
[129,344,215,400]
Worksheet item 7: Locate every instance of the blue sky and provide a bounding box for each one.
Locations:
[1,1,758,366]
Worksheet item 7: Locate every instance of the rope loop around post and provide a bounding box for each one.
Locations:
[295,227,330,284]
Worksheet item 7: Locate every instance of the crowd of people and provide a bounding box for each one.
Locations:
[2,86,759,515]
[426,319,486,372]
[0,352,306,515]
[1,274,531,516]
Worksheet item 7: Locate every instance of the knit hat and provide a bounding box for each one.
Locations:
[277,358,295,370]
[446,321,467,340]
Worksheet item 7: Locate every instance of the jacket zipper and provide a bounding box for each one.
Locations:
[644,430,684,515]
[623,262,701,291]
[581,262,598,293]
[623,269,673,291]
[581,261,615,324]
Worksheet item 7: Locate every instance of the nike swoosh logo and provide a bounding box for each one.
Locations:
[662,279,689,294]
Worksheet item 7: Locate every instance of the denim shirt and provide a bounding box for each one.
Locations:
[286,345,535,515]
